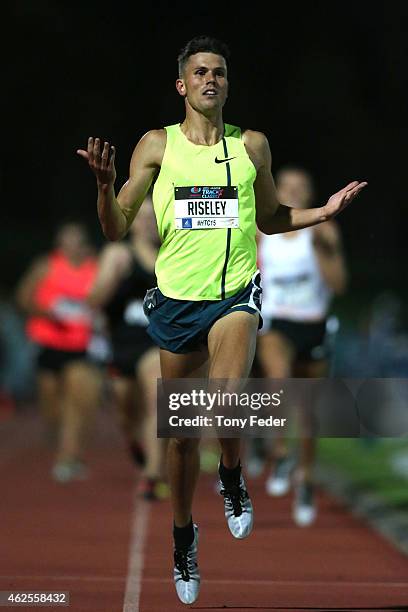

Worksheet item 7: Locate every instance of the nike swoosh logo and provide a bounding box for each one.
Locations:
[215,156,236,164]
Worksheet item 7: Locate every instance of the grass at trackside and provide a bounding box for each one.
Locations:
[318,438,408,509]
[317,288,408,511]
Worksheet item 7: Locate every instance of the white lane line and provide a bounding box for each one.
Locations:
[0,576,125,583]
[122,493,150,612]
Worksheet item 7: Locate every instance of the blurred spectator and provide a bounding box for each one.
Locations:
[334,291,408,377]
[0,290,36,404]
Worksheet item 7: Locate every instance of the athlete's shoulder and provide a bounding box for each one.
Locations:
[313,221,344,257]
[313,220,341,243]
[31,255,50,277]
[131,129,167,169]
[140,128,167,144]
[16,255,49,298]
[138,129,167,152]
[242,129,269,150]
[242,130,271,170]
[100,241,132,263]
[99,242,132,274]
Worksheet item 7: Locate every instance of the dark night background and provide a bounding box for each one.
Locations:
[3,1,407,306]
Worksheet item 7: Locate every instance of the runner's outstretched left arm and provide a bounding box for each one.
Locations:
[246,131,367,235]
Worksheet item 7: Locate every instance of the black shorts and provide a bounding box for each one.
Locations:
[144,271,263,354]
[37,346,88,372]
[109,330,155,378]
[262,317,328,362]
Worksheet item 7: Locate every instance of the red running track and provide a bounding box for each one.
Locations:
[1,411,408,612]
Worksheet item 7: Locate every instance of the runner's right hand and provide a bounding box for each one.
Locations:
[77,137,116,187]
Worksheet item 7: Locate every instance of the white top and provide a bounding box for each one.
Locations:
[259,229,332,321]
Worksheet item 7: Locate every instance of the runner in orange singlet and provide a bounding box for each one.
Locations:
[16,223,102,482]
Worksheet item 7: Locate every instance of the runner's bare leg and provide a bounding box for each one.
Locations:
[163,311,258,526]
[207,311,259,468]
[161,350,208,527]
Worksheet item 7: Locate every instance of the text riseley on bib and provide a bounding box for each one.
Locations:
[174,186,240,230]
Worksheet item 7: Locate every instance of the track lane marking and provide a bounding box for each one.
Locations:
[122,493,150,611]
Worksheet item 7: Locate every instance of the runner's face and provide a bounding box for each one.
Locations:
[276,171,313,209]
[177,53,228,114]
[57,225,89,260]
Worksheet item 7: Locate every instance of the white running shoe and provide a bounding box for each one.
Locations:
[293,482,317,527]
[173,524,200,604]
[220,474,254,539]
[246,455,265,479]
[51,459,89,483]
[265,456,294,497]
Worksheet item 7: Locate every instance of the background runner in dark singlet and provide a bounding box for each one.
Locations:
[89,197,167,500]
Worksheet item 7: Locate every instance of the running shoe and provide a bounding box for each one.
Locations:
[219,474,254,539]
[51,459,89,483]
[293,481,317,527]
[265,455,294,497]
[246,454,265,479]
[173,524,200,604]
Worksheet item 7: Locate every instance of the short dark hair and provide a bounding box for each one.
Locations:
[54,221,89,245]
[178,36,230,76]
[276,165,314,187]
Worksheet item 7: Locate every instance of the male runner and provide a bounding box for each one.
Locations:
[257,166,347,526]
[78,36,366,604]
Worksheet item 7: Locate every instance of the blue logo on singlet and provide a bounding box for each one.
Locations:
[182,218,192,228]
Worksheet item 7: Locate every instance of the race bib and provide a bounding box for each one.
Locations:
[273,275,314,307]
[52,298,91,322]
[174,186,239,229]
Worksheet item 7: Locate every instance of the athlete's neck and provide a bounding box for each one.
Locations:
[61,251,88,267]
[180,112,224,146]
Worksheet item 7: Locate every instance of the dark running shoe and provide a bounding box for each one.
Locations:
[173,524,200,604]
[219,474,254,539]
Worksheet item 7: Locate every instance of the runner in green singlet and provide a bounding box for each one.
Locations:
[78,36,367,605]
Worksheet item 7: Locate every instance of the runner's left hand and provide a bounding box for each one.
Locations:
[323,181,368,219]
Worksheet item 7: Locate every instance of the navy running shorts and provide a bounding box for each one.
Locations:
[144,271,262,354]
